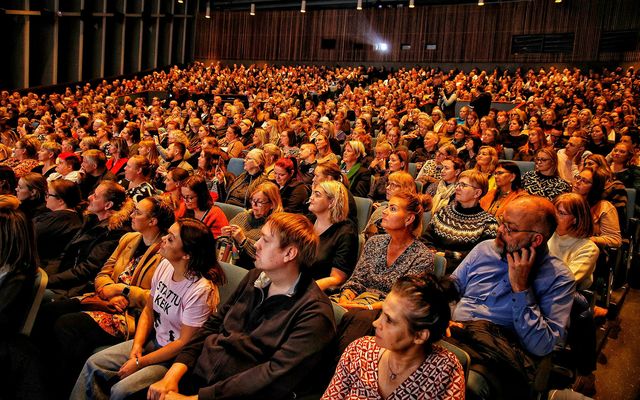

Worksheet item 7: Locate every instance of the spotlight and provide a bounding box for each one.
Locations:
[178,0,184,3]
[205,1,210,18]
[375,42,389,52]
[357,0,363,10]
[250,3,256,15]
[478,0,484,5]
[555,0,562,3]
[301,0,306,13]
[409,0,415,7]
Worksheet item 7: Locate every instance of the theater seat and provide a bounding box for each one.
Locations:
[215,201,246,222]
[219,261,249,305]
[227,158,245,176]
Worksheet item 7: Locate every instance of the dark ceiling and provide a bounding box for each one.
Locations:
[209,0,507,12]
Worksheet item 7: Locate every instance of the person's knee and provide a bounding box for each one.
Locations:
[110,380,135,400]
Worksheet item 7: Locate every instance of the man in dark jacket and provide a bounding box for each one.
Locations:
[148,213,337,400]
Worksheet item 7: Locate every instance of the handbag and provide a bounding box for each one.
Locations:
[79,294,118,313]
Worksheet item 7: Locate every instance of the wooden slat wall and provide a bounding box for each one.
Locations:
[194,0,640,64]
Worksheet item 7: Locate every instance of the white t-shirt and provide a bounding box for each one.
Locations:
[150,259,212,347]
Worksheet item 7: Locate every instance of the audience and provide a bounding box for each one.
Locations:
[2,61,639,399]
[180,175,228,238]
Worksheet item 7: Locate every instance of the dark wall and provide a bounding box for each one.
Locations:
[194,0,640,65]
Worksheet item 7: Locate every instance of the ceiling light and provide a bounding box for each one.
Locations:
[357,0,363,10]
[478,0,484,5]
[409,0,415,8]
[301,0,306,13]
[205,1,210,18]
[250,3,256,15]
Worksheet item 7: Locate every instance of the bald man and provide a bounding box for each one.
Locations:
[448,196,575,399]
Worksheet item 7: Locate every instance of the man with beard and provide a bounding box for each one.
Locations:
[447,196,575,399]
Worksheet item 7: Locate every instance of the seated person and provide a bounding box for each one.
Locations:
[71,218,224,400]
[364,171,420,240]
[309,181,359,291]
[479,161,528,220]
[181,175,228,239]
[426,156,464,215]
[148,213,336,400]
[448,196,575,399]
[424,170,498,271]
[219,181,284,269]
[368,149,409,202]
[522,148,572,201]
[274,157,309,214]
[222,148,268,208]
[0,205,46,400]
[45,181,134,300]
[340,140,371,198]
[322,274,465,400]
[334,191,434,310]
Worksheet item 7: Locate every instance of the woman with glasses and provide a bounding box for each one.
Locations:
[308,180,359,291]
[480,161,528,219]
[273,157,309,214]
[180,175,228,239]
[572,167,622,248]
[219,181,283,269]
[425,170,498,271]
[335,191,434,310]
[473,145,499,191]
[38,179,84,270]
[522,148,572,201]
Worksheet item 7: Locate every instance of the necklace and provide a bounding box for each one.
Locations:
[386,352,421,381]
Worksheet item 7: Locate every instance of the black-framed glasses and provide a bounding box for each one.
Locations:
[497,215,541,235]
[45,192,60,199]
[534,157,551,163]
[455,182,479,190]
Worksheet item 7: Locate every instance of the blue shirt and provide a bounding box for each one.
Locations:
[451,240,575,356]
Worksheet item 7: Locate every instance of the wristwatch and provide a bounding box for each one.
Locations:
[122,285,130,298]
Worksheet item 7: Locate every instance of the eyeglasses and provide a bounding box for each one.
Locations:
[45,192,60,199]
[251,199,271,206]
[497,215,541,235]
[493,171,512,176]
[534,157,551,163]
[574,176,592,185]
[181,195,197,201]
[455,182,479,190]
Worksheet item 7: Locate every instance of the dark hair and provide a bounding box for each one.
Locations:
[391,149,409,172]
[443,156,465,173]
[130,155,153,178]
[0,165,17,194]
[17,137,39,158]
[168,167,190,185]
[391,273,459,349]
[83,149,107,169]
[110,137,129,158]
[496,161,522,190]
[49,179,82,210]
[183,175,213,210]
[227,125,241,138]
[143,196,176,233]
[171,141,186,158]
[20,172,47,202]
[0,207,37,276]
[316,162,349,187]
[178,218,225,286]
[199,148,223,172]
[100,180,128,210]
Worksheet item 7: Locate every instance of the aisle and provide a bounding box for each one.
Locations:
[593,288,640,399]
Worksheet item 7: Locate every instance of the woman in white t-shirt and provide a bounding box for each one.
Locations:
[71,218,225,400]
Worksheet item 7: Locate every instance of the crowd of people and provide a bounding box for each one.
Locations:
[1,61,639,399]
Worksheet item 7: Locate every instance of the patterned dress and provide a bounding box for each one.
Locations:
[322,336,465,400]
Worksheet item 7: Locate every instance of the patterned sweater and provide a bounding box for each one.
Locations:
[522,171,571,201]
[424,202,498,270]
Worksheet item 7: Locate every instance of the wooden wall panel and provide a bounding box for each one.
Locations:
[194,0,640,65]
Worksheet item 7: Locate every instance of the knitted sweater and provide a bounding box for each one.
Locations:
[424,202,498,270]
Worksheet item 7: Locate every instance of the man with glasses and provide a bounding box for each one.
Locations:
[447,196,575,399]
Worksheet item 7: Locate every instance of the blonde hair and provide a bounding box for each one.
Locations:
[458,169,489,198]
[346,140,367,161]
[318,180,349,224]
[388,171,417,193]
